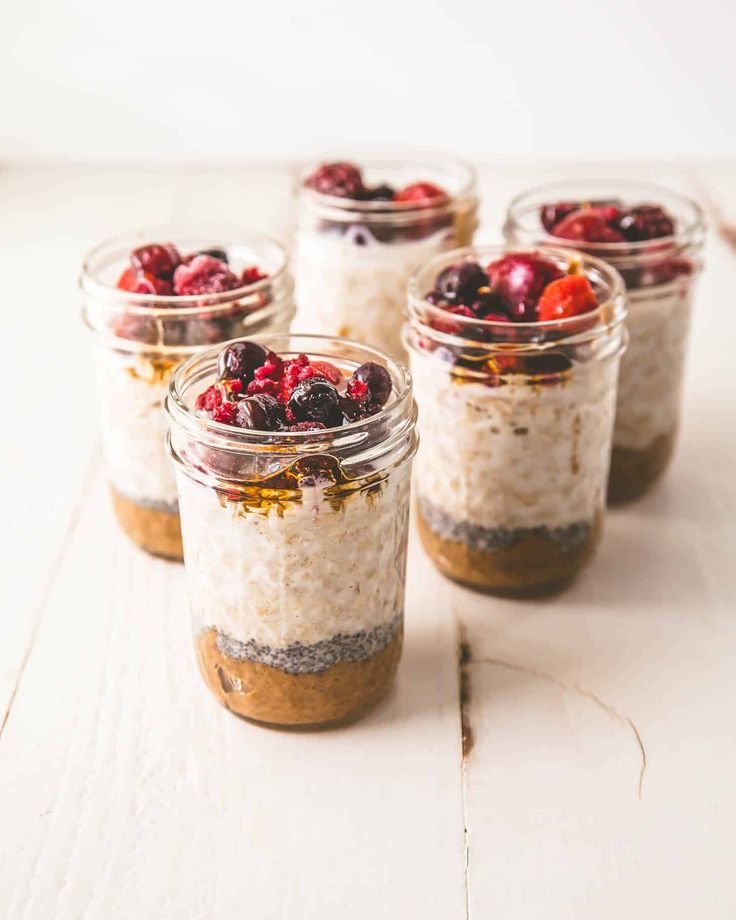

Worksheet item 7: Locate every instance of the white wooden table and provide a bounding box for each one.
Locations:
[1,162,735,919]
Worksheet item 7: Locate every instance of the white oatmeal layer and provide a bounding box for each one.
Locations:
[294,225,461,359]
[94,346,179,508]
[614,283,694,451]
[411,354,619,531]
[176,467,411,648]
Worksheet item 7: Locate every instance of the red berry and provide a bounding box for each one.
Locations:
[613,205,675,242]
[131,243,180,280]
[487,253,564,322]
[552,208,626,243]
[541,201,580,233]
[116,267,172,295]
[241,265,268,285]
[482,311,513,323]
[211,401,238,424]
[305,162,365,199]
[195,384,224,413]
[394,182,448,205]
[538,275,598,321]
[310,360,342,385]
[172,255,240,296]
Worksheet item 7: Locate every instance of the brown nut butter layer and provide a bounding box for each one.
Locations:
[111,488,183,561]
[196,628,402,729]
[417,505,602,597]
[608,429,677,504]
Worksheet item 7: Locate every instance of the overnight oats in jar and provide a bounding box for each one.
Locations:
[406,246,627,596]
[81,228,294,560]
[165,334,417,728]
[505,182,705,502]
[294,156,478,358]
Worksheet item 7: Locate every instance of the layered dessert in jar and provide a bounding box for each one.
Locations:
[294,157,478,358]
[504,182,705,502]
[405,246,627,595]
[165,334,417,728]
[81,228,295,560]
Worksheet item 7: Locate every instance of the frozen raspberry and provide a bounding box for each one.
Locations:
[195,384,224,413]
[541,201,580,233]
[131,243,180,280]
[614,205,675,242]
[240,265,268,285]
[211,401,238,424]
[288,378,342,426]
[552,208,626,243]
[538,275,598,321]
[394,182,447,204]
[347,362,392,408]
[245,350,284,396]
[218,341,268,382]
[305,162,365,199]
[172,255,240,296]
[434,261,489,306]
[117,267,172,295]
[234,394,284,431]
[487,253,564,322]
[310,360,342,385]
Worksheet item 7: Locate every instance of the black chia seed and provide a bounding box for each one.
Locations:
[418,495,592,553]
[214,614,402,675]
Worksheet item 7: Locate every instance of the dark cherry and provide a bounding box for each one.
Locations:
[540,201,580,233]
[131,243,181,280]
[367,184,396,202]
[347,362,392,407]
[435,260,489,306]
[551,208,625,243]
[614,205,675,242]
[218,340,268,382]
[305,162,365,199]
[487,253,564,322]
[198,247,229,264]
[288,378,342,425]
[234,394,284,431]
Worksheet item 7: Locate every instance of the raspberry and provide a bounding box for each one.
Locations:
[552,208,626,243]
[211,401,237,424]
[246,350,284,396]
[310,361,342,385]
[305,162,365,199]
[195,384,224,413]
[131,243,180,280]
[614,205,675,242]
[394,182,447,204]
[172,255,240,296]
[241,265,268,285]
[538,275,598,321]
[278,355,320,402]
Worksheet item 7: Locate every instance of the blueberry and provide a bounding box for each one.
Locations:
[349,361,392,407]
[367,184,395,202]
[288,378,342,426]
[218,340,268,382]
[435,261,489,305]
[198,247,229,264]
[234,394,284,431]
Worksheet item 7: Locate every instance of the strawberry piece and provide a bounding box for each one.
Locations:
[538,275,598,321]
[394,181,448,204]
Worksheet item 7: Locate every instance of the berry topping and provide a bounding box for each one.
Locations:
[173,255,240,296]
[366,184,395,201]
[434,261,490,306]
[198,247,229,263]
[117,267,172,295]
[538,275,598,321]
[218,341,268,382]
[310,360,342,385]
[288,378,342,426]
[613,205,675,241]
[240,265,268,285]
[394,181,447,205]
[347,362,392,408]
[288,421,327,432]
[487,253,564,321]
[552,208,626,243]
[234,394,284,431]
[305,162,366,199]
[131,243,180,280]
[540,201,580,233]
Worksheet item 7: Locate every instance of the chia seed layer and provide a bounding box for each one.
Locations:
[418,496,592,553]
[214,614,402,675]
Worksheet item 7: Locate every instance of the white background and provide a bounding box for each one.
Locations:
[4,0,735,164]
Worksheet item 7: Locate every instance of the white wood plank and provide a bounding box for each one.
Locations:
[0,470,466,919]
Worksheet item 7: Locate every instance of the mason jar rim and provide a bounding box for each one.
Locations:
[166,333,416,457]
[80,225,291,318]
[295,153,477,222]
[407,244,627,349]
[505,179,706,257]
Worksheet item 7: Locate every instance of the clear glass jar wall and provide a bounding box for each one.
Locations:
[504,181,705,502]
[405,245,627,596]
[81,227,295,559]
[166,334,418,728]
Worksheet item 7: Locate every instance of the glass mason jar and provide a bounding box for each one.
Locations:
[81,227,295,560]
[165,334,418,729]
[405,245,627,596]
[504,181,705,502]
[293,155,479,359]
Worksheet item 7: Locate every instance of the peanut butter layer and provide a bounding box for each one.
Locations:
[418,506,602,597]
[111,488,183,561]
[196,628,402,729]
[608,430,677,504]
